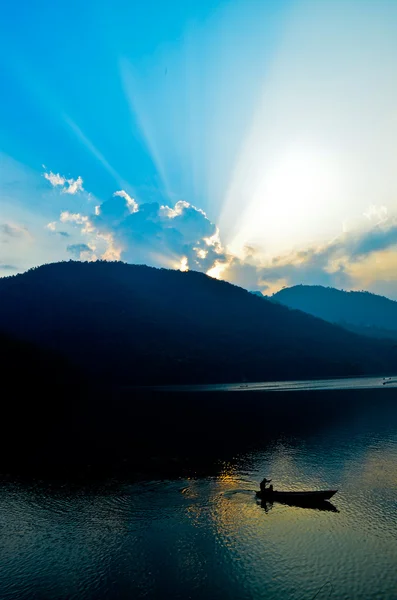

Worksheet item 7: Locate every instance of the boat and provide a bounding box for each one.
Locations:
[256,489,337,503]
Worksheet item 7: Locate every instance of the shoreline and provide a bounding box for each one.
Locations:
[128,373,397,393]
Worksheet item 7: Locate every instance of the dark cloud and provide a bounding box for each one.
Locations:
[348,221,397,258]
[0,264,17,271]
[57,231,70,238]
[67,243,94,259]
[259,254,350,290]
[221,258,261,290]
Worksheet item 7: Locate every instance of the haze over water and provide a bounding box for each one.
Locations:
[0,388,396,600]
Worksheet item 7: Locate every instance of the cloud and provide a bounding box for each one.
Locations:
[0,223,29,238]
[348,220,397,259]
[66,243,96,260]
[44,166,397,299]
[44,172,65,187]
[364,204,388,223]
[55,191,225,272]
[224,243,345,293]
[0,264,17,271]
[219,257,262,290]
[113,190,138,213]
[46,222,70,237]
[64,176,83,195]
[60,211,94,234]
[221,217,397,295]
[109,198,225,271]
[44,171,84,195]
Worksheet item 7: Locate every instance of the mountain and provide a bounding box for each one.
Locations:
[0,330,83,384]
[272,285,397,340]
[0,328,89,469]
[0,261,396,386]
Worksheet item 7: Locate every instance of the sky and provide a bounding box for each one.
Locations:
[1,0,397,297]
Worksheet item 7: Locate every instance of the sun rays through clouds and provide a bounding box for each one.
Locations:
[39,165,397,300]
[2,0,397,297]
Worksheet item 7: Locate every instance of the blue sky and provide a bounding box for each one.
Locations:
[1,0,286,212]
[2,0,397,297]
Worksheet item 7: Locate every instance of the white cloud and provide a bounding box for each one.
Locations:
[99,232,121,261]
[59,211,121,260]
[179,256,189,272]
[44,171,83,195]
[64,175,83,195]
[364,204,388,223]
[60,211,94,234]
[52,188,224,272]
[44,172,66,187]
[42,165,397,300]
[195,248,208,259]
[207,260,229,280]
[113,190,138,213]
[160,200,191,219]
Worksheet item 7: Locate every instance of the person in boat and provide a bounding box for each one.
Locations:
[260,478,273,494]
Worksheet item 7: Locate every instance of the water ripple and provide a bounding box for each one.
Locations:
[0,398,396,598]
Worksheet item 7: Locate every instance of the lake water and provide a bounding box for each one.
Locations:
[0,390,396,600]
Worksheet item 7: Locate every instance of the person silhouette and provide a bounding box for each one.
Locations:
[260,477,272,493]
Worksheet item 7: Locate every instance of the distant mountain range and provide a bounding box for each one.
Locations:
[272,285,397,341]
[0,261,396,386]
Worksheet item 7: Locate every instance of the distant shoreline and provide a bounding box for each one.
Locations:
[130,374,397,394]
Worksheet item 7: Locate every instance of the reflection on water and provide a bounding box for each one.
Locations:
[259,499,339,512]
[0,394,396,599]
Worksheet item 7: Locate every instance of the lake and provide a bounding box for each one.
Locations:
[0,387,396,600]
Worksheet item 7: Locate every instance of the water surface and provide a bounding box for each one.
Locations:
[0,391,396,600]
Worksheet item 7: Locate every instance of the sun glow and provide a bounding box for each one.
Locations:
[179,256,189,272]
[3,0,397,297]
[226,145,345,258]
[207,260,227,280]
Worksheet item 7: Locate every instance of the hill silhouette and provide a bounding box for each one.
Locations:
[272,285,397,341]
[0,330,83,384]
[0,261,396,385]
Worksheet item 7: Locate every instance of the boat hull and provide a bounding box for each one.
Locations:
[256,490,337,503]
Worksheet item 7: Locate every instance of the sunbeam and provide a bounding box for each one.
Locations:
[221,0,397,256]
[2,0,397,298]
[64,116,128,190]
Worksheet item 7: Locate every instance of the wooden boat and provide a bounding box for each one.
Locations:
[256,489,337,503]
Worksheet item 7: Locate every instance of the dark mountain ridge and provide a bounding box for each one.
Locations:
[272,285,397,340]
[0,261,396,385]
